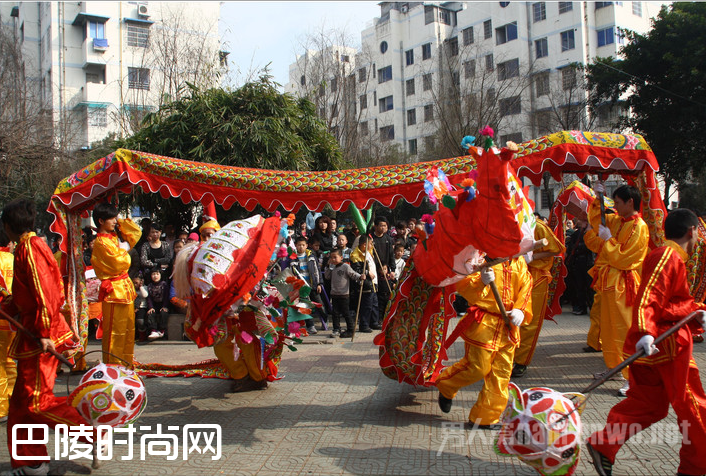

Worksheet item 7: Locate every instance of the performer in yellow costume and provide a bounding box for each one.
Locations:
[437,257,533,428]
[512,220,565,378]
[585,184,649,394]
[91,202,141,366]
[213,319,268,392]
[0,245,16,421]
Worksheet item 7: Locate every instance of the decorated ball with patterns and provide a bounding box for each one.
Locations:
[68,363,147,428]
[494,383,585,476]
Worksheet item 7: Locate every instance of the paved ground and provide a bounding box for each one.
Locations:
[1,307,702,475]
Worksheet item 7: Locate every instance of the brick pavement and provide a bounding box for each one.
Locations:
[1,308,702,475]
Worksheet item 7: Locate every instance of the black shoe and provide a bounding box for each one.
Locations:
[438,394,452,413]
[359,328,373,333]
[511,364,527,378]
[572,308,587,315]
[231,376,268,393]
[586,441,613,476]
[466,422,501,430]
[583,346,601,353]
[340,330,353,338]
[370,324,382,330]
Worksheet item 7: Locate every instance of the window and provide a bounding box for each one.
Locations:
[341,54,350,62]
[422,73,432,91]
[424,136,435,150]
[446,37,459,57]
[88,21,105,39]
[483,20,492,39]
[561,30,575,51]
[407,108,416,125]
[451,71,460,88]
[360,94,367,110]
[318,84,325,97]
[379,95,393,113]
[424,104,434,122]
[406,78,415,96]
[86,72,99,83]
[439,9,451,25]
[597,27,615,47]
[378,65,392,83]
[380,41,388,54]
[88,107,107,128]
[500,96,521,116]
[128,67,150,90]
[331,77,338,92]
[409,139,418,155]
[358,67,366,83]
[632,1,642,16]
[127,23,149,48]
[422,43,432,60]
[595,2,613,9]
[541,189,554,209]
[464,59,476,78]
[534,72,550,97]
[424,5,435,24]
[485,54,494,71]
[373,91,377,106]
[535,38,548,58]
[380,125,394,141]
[497,58,519,80]
[372,65,376,78]
[562,67,577,90]
[532,2,546,23]
[463,26,474,46]
[360,122,369,136]
[558,2,573,13]
[496,22,518,45]
[405,49,414,66]
[502,132,523,144]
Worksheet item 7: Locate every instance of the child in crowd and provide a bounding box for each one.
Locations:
[146,267,169,340]
[394,243,406,281]
[350,236,378,333]
[286,236,324,335]
[133,274,149,342]
[337,233,352,263]
[324,249,363,338]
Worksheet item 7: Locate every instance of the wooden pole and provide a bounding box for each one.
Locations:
[351,247,369,342]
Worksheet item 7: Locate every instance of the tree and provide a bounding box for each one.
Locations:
[115,74,345,227]
[585,3,706,202]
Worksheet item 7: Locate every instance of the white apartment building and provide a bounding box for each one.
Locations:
[287,1,666,213]
[0,1,222,151]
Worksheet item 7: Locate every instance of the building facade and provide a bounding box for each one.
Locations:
[287,1,666,212]
[0,1,222,151]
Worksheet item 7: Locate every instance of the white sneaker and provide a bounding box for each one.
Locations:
[306,326,318,335]
[148,331,161,340]
[1,463,49,476]
[617,381,629,397]
[331,330,340,338]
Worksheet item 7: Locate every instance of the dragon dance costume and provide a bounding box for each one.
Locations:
[585,199,649,379]
[514,220,565,367]
[436,257,533,425]
[2,233,86,468]
[91,218,141,366]
[589,240,706,476]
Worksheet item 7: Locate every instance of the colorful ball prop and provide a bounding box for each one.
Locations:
[68,363,147,428]
[494,383,585,476]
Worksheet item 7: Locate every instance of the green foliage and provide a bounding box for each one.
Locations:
[118,74,344,171]
[586,3,706,198]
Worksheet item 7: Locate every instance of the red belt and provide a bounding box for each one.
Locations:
[98,273,129,301]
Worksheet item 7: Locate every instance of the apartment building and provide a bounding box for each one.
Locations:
[287,1,666,212]
[0,1,222,151]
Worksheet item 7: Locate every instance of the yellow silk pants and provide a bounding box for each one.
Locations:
[0,329,16,418]
[101,302,135,366]
[213,335,264,382]
[599,289,630,379]
[514,278,549,366]
[436,340,515,425]
[587,293,602,351]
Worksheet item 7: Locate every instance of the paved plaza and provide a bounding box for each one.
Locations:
[1,307,701,475]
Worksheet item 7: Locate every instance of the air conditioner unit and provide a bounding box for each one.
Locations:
[137,4,150,17]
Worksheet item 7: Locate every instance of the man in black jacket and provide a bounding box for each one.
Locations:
[370,216,396,329]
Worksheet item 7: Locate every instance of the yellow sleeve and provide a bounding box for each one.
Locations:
[117,218,142,249]
[512,258,533,324]
[587,197,603,231]
[602,216,650,270]
[529,221,565,271]
[91,235,131,279]
[455,270,491,305]
[583,228,602,253]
